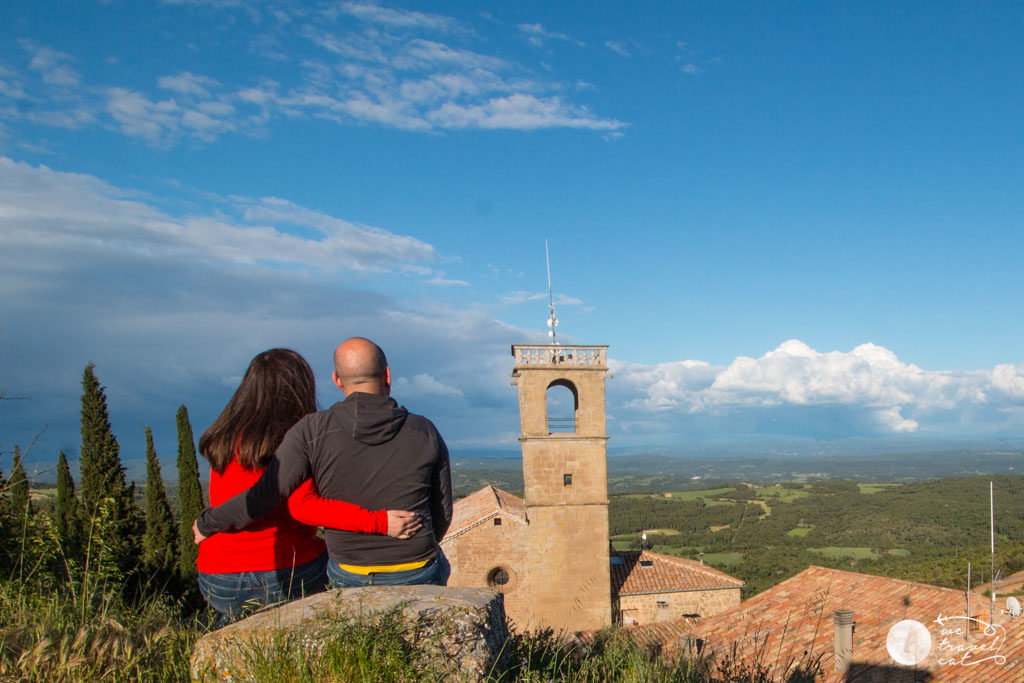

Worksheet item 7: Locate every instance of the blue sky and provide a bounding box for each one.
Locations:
[3,1,1024,472]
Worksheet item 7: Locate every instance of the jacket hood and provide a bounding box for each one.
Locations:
[343,392,408,445]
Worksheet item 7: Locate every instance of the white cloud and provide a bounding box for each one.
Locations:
[0,157,435,274]
[501,291,547,305]
[428,93,624,131]
[340,2,460,32]
[426,276,470,287]
[610,339,1024,436]
[0,65,29,99]
[393,373,465,398]
[500,291,583,305]
[2,4,626,143]
[26,45,81,87]
[105,88,183,144]
[605,41,631,57]
[395,39,508,73]
[517,23,575,48]
[991,363,1024,398]
[158,71,219,97]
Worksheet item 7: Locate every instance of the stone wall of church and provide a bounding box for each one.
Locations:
[441,516,529,627]
[618,587,740,625]
[521,503,611,632]
[521,437,609,507]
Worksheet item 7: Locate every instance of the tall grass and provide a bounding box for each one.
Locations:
[0,497,818,683]
[0,574,823,682]
[0,573,206,681]
[492,627,820,683]
[232,608,447,682]
[233,615,822,682]
[493,627,711,682]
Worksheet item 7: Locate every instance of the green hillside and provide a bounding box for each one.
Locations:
[609,475,1024,595]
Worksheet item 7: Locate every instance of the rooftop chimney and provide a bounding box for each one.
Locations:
[833,609,855,674]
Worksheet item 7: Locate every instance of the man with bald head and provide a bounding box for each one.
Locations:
[195,337,453,587]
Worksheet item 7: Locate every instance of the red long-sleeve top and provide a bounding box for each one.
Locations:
[197,456,388,574]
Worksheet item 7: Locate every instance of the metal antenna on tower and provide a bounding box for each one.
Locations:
[545,239,559,345]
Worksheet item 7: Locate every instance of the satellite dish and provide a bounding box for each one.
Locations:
[1007,597,1021,618]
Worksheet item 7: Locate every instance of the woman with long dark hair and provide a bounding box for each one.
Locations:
[195,348,419,622]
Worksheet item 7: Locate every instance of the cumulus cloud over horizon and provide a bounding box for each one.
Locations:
[610,339,1024,437]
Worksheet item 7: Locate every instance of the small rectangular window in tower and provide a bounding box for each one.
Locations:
[493,517,502,526]
[657,600,669,609]
[563,473,573,486]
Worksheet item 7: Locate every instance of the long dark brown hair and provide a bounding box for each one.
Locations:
[199,348,318,474]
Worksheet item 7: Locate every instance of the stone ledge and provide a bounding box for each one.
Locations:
[190,585,508,681]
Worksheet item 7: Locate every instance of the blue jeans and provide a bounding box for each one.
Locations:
[327,556,441,588]
[198,553,328,623]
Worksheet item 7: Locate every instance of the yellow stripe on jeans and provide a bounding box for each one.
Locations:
[336,558,429,575]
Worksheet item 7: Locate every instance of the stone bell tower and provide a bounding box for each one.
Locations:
[510,343,612,631]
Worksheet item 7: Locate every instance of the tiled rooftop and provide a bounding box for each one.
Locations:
[574,617,701,653]
[611,551,745,597]
[442,485,527,541]
[686,565,1024,681]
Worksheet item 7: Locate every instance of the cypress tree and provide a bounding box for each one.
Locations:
[79,364,127,511]
[55,450,83,557]
[0,462,8,573]
[9,444,32,519]
[142,427,177,572]
[78,363,140,575]
[175,404,204,578]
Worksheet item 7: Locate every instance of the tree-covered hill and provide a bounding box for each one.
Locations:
[609,475,1024,595]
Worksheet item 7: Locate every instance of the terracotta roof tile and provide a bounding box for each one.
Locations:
[442,485,526,542]
[684,565,1024,681]
[611,551,744,597]
[575,617,701,653]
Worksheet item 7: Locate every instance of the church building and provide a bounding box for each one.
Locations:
[441,342,743,632]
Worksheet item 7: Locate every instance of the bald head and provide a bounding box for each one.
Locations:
[332,337,390,395]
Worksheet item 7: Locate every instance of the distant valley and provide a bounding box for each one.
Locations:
[451,447,1024,497]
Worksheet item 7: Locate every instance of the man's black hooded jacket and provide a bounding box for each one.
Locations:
[196,392,452,566]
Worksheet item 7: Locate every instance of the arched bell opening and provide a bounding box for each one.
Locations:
[546,379,578,434]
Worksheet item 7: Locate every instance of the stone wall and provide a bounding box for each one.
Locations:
[521,437,609,507]
[190,585,508,681]
[619,587,741,625]
[522,502,612,632]
[441,514,529,627]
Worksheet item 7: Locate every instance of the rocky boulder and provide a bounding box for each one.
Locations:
[190,585,508,681]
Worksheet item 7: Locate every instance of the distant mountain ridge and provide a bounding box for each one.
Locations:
[22,437,1024,487]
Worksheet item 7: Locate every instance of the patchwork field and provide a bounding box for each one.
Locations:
[701,552,744,566]
[857,483,899,494]
[810,546,882,560]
